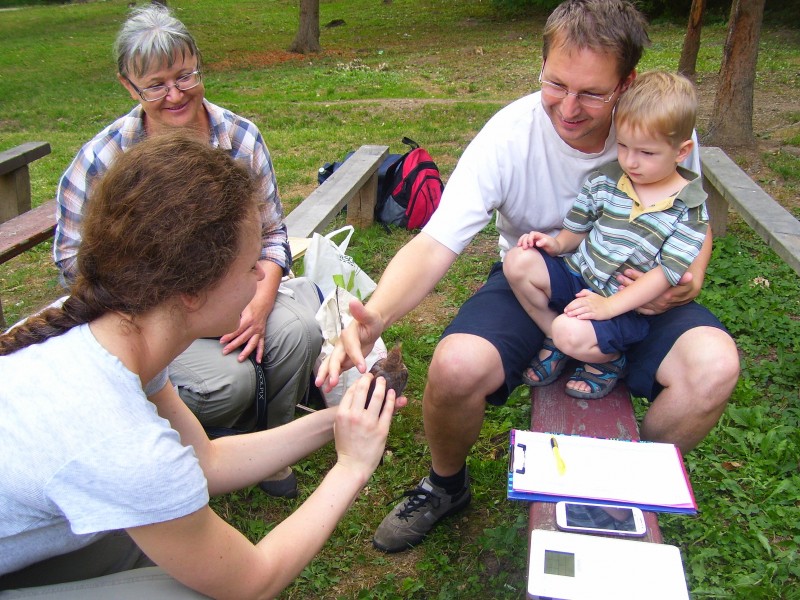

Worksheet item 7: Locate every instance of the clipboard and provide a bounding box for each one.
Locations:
[508,430,697,514]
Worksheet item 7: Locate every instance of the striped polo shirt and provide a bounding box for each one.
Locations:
[564,161,708,297]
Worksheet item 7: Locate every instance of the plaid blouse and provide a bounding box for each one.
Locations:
[54,99,290,280]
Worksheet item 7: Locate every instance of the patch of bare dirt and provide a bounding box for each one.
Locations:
[213,48,350,71]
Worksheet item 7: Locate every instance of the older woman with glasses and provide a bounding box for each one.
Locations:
[53,4,322,499]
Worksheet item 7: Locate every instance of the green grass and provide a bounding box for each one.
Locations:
[2,1,800,597]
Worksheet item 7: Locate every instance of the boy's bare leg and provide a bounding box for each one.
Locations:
[503,247,558,335]
[642,326,739,454]
[551,315,620,395]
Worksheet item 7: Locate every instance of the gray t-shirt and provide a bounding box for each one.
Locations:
[0,324,209,575]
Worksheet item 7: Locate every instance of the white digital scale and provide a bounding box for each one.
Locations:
[528,529,690,600]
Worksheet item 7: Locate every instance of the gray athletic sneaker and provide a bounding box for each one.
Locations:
[372,473,471,553]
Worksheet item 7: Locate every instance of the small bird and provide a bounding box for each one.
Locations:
[366,344,408,408]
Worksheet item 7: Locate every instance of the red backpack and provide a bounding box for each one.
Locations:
[377,137,444,230]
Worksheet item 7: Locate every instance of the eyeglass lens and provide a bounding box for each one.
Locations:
[540,82,607,108]
[140,72,201,101]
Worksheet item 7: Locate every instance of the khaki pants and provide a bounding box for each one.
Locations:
[170,277,323,431]
[0,532,207,599]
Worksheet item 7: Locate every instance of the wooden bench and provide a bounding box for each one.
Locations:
[0,142,389,328]
[526,373,663,534]
[702,146,800,276]
[0,142,51,223]
[525,377,666,598]
[285,144,389,257]
[0,142,53,327]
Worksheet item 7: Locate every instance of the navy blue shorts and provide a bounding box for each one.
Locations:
[442,261,729,404]
[539,250,649,355]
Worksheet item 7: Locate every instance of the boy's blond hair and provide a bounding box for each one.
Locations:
[614,71,697,147]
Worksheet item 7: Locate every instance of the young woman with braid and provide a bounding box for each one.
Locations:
[0,133,400,599]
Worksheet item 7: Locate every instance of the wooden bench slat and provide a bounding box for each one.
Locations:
[284,145,389,239]
[0,142,51,178]
[701,146,800,276]
[527,372,663,550]
[0,199,57,263]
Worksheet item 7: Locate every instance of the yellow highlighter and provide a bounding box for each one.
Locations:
[550,436,567,475]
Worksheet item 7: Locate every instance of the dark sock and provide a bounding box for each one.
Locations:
[430,464,467,496]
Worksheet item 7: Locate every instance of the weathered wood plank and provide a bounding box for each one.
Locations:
[284,145,389,239]
[701,146,800,276]
[0,142,51,177]
[0,199,56,263]
[0,142,52,224]
[527,370,663,556]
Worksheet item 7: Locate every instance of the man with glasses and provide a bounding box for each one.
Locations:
[54,4,323,499]
[317,0,738,553]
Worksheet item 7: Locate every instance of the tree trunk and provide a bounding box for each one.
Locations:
[706,0,765,147]
[678,0,705,78]
[288,0,321,54]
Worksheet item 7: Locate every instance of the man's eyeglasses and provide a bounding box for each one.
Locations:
[125,70,202,102]
[538,67,619,109]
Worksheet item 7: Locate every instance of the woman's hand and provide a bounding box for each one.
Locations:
[333,374,396,479]
[220,260,281,362]
[220,301,268,361]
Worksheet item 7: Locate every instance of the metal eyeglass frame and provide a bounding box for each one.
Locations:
[124,70,202,102]
[537,65,620,109]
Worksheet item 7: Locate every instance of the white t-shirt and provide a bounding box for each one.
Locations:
[0,325,209,575]
[423,91,701,258]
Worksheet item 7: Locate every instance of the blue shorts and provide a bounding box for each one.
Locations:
[539,250,649,356]
[442,262,729,404]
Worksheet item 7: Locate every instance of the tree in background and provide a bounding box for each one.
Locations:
[678,0,705,78]
[706,0,765,147]
[289,0,321,54]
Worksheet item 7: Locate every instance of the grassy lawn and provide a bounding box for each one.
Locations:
[1,1,799,597]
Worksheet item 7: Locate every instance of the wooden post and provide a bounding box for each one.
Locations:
[703,179,729,237]
[0,142,52,225]
[0,166,32,224]
[346,171,379,230]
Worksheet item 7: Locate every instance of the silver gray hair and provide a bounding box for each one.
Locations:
[114,4,201,78]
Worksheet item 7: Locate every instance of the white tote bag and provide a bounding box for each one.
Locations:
[302,225,377,301]
[314,287,387,407]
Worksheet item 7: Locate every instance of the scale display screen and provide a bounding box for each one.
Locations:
[543,550,575,577]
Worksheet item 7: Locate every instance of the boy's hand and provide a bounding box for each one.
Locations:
[517,231,560,256]
[563,289,616,321]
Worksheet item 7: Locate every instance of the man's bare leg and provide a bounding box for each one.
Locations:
[641,326,739,454]
[372,333,504,552]
[424,334,506,476]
